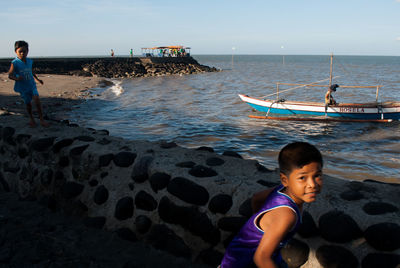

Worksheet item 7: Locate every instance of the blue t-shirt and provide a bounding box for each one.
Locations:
[221,185,302,268]
[12,57,37,93]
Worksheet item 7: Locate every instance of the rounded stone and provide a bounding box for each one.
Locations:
[97,138,111,145]
[135,190,157,211]
[208,194,233,214]
[297,211,319,238]
[69,144,89,156]
[316,245,358,268]
[131,156,153,182]
[362,202,398,215]
[175,161,196,168]
[135,215,152,234]
[0,172,10,192]
[114,197,134,220]
[361,253,400,268]
[217,217,247,232]
[222,151,242,159]
[88,179,98,187]
[74,135,95,142]
[206,157,225,166]
[58,156,69,167]
[115,228,137,242]
[2,127,15,140]
[16,134,31,143]
[257,180,280,188]
[319,210,362,242]
[340,190,364,201]
[61,182,84,199]
[40,169,53,186]
[239,198,253,218]
[281,238,310,268]
[94,185,109,205]
[196,146,214,152]
[99,153,114,167]
[189,165,218,177]
[113,151,137,167]
[364,223,400,251]
[197,248,224,266]
[255,162,271,173]
[52,138,73,153]
[17,147,29,158]
[83,216,106,229]
[167,177,209,205]
[31,137,56,152]
[149,172,171,192]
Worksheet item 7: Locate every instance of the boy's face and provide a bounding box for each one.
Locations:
[280,161,323,206]
[15,46,28,60]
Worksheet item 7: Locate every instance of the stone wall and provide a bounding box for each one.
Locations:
[0,57,219,78]
[0,117,399,267]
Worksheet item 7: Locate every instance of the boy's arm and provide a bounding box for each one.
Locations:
[33,73,43,85]
[253,207,296,268]
[7,63,22,81]
[251,187,275,213]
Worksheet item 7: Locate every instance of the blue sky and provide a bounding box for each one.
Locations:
[1,0,399,57]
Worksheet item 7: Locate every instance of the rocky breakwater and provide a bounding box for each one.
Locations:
[0,115,399,267]
[0,57,219,79]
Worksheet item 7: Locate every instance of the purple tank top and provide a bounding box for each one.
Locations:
[221,185,302,268]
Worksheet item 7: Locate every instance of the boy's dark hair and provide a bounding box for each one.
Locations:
[14,40,29,51]
[278,142,323,175]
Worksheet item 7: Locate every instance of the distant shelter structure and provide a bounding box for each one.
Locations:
[141,46,191,57]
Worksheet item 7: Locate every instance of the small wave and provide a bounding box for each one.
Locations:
[110,81,124,96]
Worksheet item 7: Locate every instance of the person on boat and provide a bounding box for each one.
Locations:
[325,84,339,106]
[219,142,324,268]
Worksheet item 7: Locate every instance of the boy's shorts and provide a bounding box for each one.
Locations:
[20,87,39,104]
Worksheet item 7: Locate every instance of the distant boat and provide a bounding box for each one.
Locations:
[239,55,400,122]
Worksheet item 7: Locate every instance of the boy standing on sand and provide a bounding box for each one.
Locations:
[8,40,48,127]
[220,142,323,268]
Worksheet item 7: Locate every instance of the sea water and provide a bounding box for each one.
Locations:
[67,55,400,183]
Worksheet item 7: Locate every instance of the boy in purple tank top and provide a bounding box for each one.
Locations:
[220,142,323,268]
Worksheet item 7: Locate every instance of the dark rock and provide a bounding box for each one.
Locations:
[196,146,214,152]
[52,138,73,153]
[54,171,65,187]
[189,165,218,177]
[74,135,95,142]
[239,198,253,218]
[99,153,114,167]
[316,245,358,268]
[255,162,271,172]
[94,185,109,205]
[297,211,319,238]
[149,172,171,192]
[319,210,362,242]
[167,177,209,206]
[16,133,31,143]
[69,144,89,156]
[340,190,364,201]
[31,137,56,151]
[0,172,10,192]
[2,126,15,140]
[131,156,153,182]
[115,228,137,242]
[364,223,400,251]
[128,183,134,191]
[362,202,398,215]
[175,161,196,168]
[222,151,242,159]
[346,181,364,191]
[68,123,79,127]
[223,233,236,248]
[58,156,69,167]
[158,197,220,245]
[83,216,106,229]
[5,136,16,146]
[89,179,98,186]
[361,253,400,268]
[97,138,111,145]
[281,238,310,268]
[38,195,58,212]
[217,217,247,233]
[113,151,137,167]
[3,162,20,173]
[135,215,152,234]
[100,172,108,178]
[206,157,225,166]
[208,194,233,214]
[96,129,109,135]
[197,248,224,266]
[146,224,191,258]
[114,197,134,220]
[257,180,280,188]
[40,169,53,186]
[61,182,84,199]
[160,141,177,149]
[17,147,29,158]
[135,190,157,211]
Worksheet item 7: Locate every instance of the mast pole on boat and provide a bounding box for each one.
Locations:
[329,53,333,87]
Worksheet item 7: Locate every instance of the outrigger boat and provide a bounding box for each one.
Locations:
[239,55,400,122]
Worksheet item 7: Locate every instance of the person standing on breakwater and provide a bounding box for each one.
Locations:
[111,49,114,57]
[130,48,133,57]
[220,142,323,268]
[8,40,48,128]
